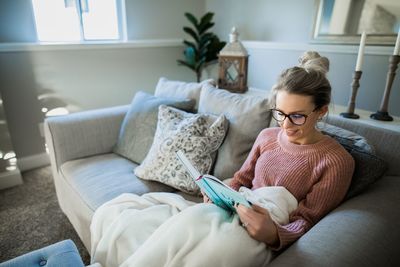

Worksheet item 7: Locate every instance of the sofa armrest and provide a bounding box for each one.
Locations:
[269,176,400,267]
[44,105,129,171]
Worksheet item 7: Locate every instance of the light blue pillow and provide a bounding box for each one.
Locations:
[113,91,195,164]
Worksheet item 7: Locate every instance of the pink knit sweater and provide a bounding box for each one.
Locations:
[230,127,355,250]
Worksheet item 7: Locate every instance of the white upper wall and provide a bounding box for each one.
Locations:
[206,0,316,42]
[126,0,205,39]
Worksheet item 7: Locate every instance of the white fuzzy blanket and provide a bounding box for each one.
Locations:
[90,187,297,267]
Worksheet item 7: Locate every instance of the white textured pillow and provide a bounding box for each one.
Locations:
[134,105,228,194]
[154,77,215,111]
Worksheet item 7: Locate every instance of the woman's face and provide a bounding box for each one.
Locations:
[275,91,327,145]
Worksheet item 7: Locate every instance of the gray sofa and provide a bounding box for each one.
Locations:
[44,86,400,266]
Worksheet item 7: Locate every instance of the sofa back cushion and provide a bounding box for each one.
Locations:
[113,91,195,164]
[198,84,272,179]
[154,77,215,112]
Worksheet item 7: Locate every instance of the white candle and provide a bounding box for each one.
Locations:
[394,29,400,55]
[355,31,366,71]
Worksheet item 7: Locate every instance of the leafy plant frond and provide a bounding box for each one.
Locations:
[199,33,214,46]
[183,27,199,42]
[177,59,196,71]
[178,12,225,82]
[184,12,198,27]
[199,12,214,29]
[199,22,214,35]
[195,57,207,72]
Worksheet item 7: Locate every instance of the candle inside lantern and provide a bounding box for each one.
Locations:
[355,31,366,71]
[394,29,400,55]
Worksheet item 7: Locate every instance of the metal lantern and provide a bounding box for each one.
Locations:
[218,27,249,93]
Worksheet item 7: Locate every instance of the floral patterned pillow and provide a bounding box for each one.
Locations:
[134,105,228,194]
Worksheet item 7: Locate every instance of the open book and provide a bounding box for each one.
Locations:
[176,150,251,212]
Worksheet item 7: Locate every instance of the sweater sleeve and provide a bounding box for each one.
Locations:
[270,152,355,251]
[229,130,267,191]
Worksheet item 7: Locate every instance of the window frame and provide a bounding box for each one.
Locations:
[30,0,127,43]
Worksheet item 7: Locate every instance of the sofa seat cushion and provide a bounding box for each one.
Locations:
[60,153,176,210]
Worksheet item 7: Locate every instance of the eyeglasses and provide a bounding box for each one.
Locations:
[270,108,317,126]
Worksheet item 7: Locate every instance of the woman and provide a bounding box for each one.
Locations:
[222,51,355,250]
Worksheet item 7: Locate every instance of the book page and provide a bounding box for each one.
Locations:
[176,150,201,180]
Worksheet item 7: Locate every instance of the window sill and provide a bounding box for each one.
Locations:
[0,39,183,52]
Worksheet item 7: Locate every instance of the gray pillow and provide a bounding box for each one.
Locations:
[198,84,272,179]
[320,123,387,199]
[113,91,195,164]
[342,145,387,200]
[318,122,374,153]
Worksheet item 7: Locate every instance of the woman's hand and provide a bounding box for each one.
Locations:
[235,203,279,247]
[202,191,212,203]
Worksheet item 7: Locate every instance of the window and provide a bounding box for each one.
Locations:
[31,0,126,42]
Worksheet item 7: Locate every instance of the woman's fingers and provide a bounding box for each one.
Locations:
[250,203,269,215]
[202,192,212,203]
[235,204,254,225]
[236,204,271,228]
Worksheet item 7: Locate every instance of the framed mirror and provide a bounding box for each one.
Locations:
[312,0,400,45]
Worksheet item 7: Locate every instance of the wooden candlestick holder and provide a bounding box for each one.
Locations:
[370,55,400,121]
[340,71,362,119]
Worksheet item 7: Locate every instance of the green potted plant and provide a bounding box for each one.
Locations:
[177,12,226,82]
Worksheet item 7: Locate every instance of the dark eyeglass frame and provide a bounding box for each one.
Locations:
[270,108,318,126]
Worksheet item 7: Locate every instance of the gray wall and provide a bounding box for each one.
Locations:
[0,44,195,160]
[206,0,400,116]
[21,46,195,110]
[0,52,45,157]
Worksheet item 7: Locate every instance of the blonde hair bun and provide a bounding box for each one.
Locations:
[298,51,329,74]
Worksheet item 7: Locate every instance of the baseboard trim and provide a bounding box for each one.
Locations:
[17,152,50,172]
[0,169,23,190]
